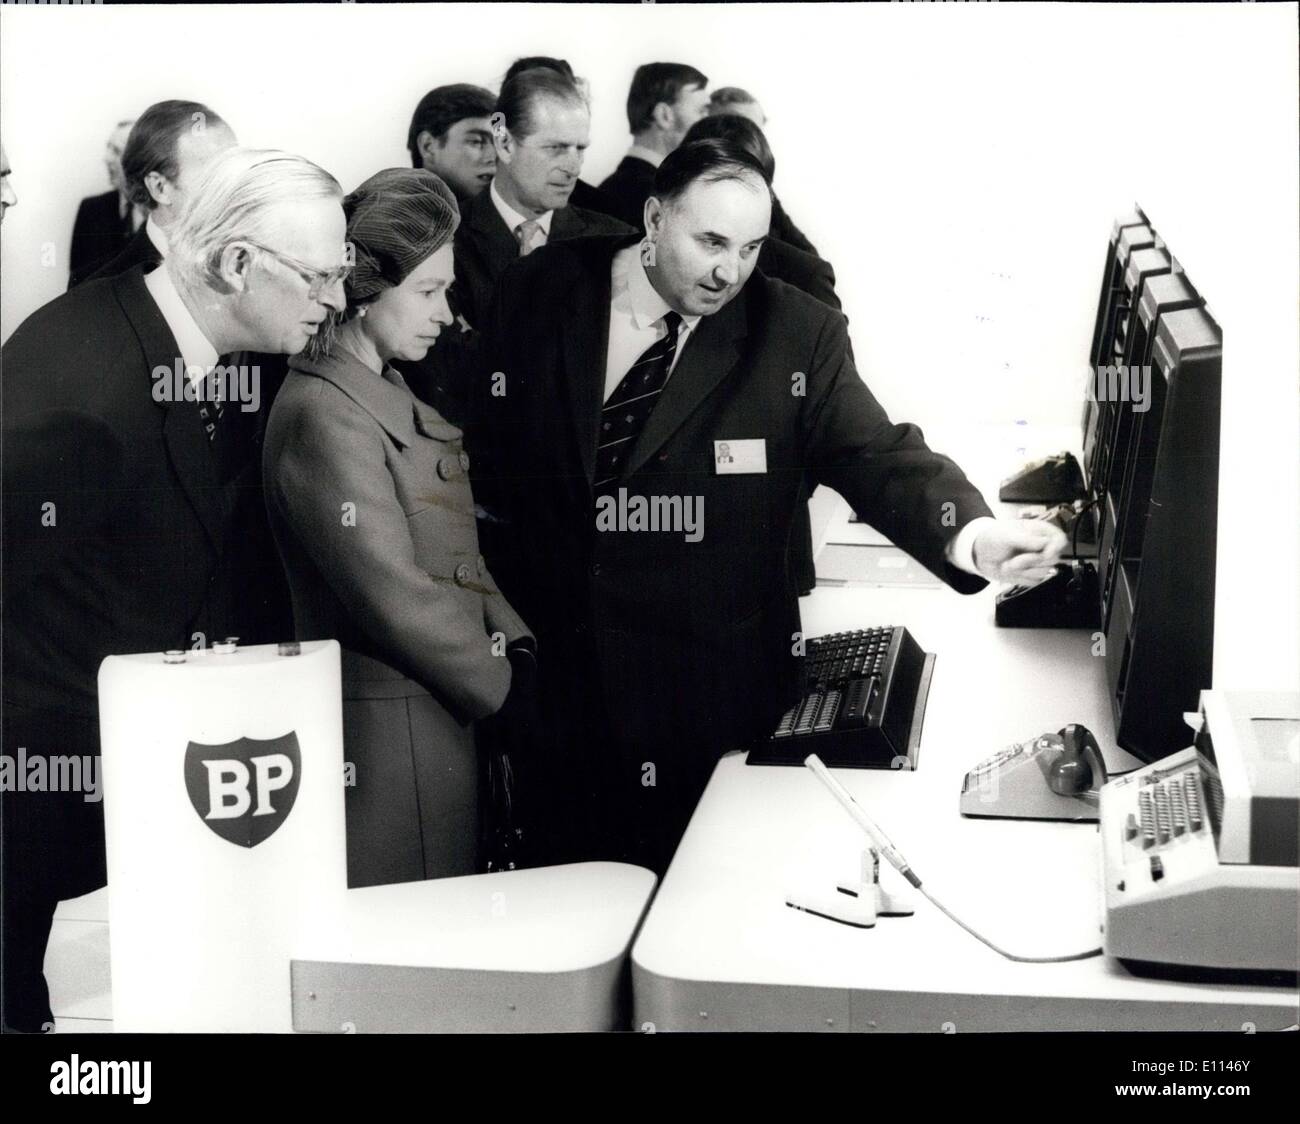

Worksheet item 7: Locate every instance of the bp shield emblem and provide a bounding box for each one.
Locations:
[183,732,302,847]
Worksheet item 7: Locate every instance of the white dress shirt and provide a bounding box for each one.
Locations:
[490,178,553,251]
[144,262,219,391]
[144,215,169,260]
[604,241,702,402]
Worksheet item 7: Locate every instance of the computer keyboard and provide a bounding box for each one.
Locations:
[746,626,935,769]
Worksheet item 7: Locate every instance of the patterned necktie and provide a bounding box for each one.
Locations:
[594,310,683,492]
[514,218,544,257]
[197,364,226,443]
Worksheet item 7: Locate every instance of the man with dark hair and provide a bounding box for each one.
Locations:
[70,100,236,288]
[400,68,630,421]
[500,56,616,215]
[470,137,1067,874]
[68,119,138,284]
[407,83,497,204]
[681,114,836,311]
[598,62,709,230]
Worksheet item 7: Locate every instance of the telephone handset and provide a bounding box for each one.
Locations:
[960,724,1108,822]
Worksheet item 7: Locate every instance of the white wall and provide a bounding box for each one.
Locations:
[2,2,1296,687]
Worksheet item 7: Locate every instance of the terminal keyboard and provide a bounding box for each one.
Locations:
[746,626,935,769]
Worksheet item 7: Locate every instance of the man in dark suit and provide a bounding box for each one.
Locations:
[470,139,1067,875]
[1,148,347,1032]
[70,100,236,289]
[598,62,709,230]
[68,120,138,283]
[401,67,632,418]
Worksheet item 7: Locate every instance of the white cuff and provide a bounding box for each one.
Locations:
[945,516,997,576]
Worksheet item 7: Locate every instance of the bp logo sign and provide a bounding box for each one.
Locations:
[183,733,301,847]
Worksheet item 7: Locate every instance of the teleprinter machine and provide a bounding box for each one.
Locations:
[1100,689,1299,982]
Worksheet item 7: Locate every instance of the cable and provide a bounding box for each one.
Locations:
[917,883,1103,964]
[803,755,1104,964]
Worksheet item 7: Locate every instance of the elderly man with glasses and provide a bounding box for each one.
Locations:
[1,147,346,1032]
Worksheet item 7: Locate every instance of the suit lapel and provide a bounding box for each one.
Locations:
[560,249,616,486]
[114,267,227,552]
[551,205,585,241]
[624,289,748,479]
[467,191,519,279]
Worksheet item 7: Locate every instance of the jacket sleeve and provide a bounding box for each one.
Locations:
[266,388,512,723]
[800,310,994,594]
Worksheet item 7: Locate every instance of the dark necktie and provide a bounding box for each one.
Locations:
[594,310,682,492]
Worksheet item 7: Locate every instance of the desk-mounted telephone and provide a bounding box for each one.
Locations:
[960,724,1106,822]
[746,627,935,770]
[1100,690,1299,982]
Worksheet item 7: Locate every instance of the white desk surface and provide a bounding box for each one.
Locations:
[631,583,1300,1032]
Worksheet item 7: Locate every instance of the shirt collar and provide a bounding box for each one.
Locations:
[627,144,665,170]
[144,215,169,259]
[143,262,219,384]
[613,241,702,335]
[489,177,554,237]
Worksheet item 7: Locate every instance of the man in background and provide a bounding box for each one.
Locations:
[708,86,767,128]
[400,68,631,420]
[70,100,237,287]
[408,83,498,205]
[598,62,709,230]
[501,56,617,215]
[68,119,138,283]
[451,66,633,331]
[705,84,816,256]
[2,148,347,1032]
[0,143,15,221]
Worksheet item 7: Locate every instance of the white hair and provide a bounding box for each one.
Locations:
[167,147,342,289]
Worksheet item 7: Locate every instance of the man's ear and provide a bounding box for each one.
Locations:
[643,196,666,241]
[216,242,256,293]
[651,101,675,132]
[416,130,439,166]
[489,112,512,161]
[143,170,172,209]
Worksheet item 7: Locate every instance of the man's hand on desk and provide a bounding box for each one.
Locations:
[969,518,1068,585]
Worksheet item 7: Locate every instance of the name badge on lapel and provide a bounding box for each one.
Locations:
[714,439,767,475]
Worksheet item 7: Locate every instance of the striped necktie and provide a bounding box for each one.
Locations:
[594,310,682,492]
[514,218,545,257]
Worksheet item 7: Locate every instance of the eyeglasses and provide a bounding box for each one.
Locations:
[242,239,351,300]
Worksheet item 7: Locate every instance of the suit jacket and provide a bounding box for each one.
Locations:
[597,154,658,230]
[469,234,992,864]
[263,349,531,885]
[758,236,840,311]
[568,177,623,218]
[770,195,818,258]
[2,266,281,716]
[399,191,633,416]
[71,224,161,289]
[451,188,635,331]
[68,190,134,288]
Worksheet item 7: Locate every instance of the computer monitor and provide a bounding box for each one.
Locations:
[1103,304,1221,761]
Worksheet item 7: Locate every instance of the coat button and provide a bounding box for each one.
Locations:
[459,451,471,471]
[453,562,473,586]
[476,554,486,575]
[437,457,456,481]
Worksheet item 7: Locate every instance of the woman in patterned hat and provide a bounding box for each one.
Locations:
[263,168,536,887]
